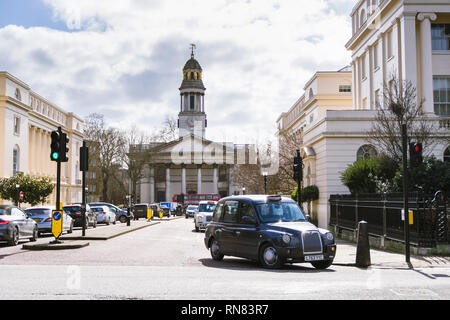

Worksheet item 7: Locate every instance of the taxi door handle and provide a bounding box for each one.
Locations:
[235,231,241,236]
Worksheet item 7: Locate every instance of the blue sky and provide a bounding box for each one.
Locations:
[0,0,69,31]
[0,0,355,144]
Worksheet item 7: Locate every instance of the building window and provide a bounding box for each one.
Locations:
[13,146,19,175]
[361,54,367,80]
[433,77,450,116]
[190,95,195,110]
[432,24,450,51]
[13,116,20,135]
[387,30,393,58]
[339,85,352,93]
[373,42,379,69]
[374,89,381,109]
[357,144,377,160]
[444,147,450,163]
[14,88,21,101]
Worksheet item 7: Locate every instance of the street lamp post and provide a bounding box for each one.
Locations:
[262,168,268,195]
[15,184,20,207]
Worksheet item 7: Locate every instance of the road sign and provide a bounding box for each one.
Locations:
[52,210,63,238]
[19,191,24,201]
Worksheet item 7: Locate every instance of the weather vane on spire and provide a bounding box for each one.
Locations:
[190,43,196,58]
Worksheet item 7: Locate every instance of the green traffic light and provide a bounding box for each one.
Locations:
[52,152,59,160]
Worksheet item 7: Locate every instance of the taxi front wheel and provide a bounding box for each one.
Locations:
[210,239,224,261]
[311,260,333,270]
[259,243,284,269]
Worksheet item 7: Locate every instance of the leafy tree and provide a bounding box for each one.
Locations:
[290,185,319,203]
[0,173,54,206]
[340,156,398,194]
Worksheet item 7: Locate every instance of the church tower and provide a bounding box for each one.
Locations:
[178,45,207,139]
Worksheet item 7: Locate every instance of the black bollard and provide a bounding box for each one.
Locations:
[355,220,371,268]
[127,207,131,226]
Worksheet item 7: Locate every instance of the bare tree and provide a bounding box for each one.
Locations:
[366,75,438,163]
[157,115,178,142]
[84,113,126,203]
[119,126,154,201]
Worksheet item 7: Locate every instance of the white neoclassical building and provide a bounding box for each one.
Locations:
[0,72,85,206]
[277,0,450,229]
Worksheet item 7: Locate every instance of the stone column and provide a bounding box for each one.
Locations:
[197,165,202,194]
[165,166,171,202]
[213,165,218,194]
[181,165,186,194]
[228,166,233,196]
[400,13,418,92]
[418,12,437,115]
[149,167,155,203]
[29,126,34,174]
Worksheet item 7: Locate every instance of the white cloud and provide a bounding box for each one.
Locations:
[0,0,354,144]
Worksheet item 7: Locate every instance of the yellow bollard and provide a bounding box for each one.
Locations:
[147,208,152,220]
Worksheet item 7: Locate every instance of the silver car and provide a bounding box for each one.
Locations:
[91,206,117,225]
[25,206,73,236]
[0,205,38,246]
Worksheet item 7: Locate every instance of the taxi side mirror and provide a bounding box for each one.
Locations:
[305,215,311,222]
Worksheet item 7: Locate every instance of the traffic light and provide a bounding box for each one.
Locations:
[50,131,61,161]
[80,145,89,171]
[409,142,423,168]
[293,156,303,182]
[60,132,69,162]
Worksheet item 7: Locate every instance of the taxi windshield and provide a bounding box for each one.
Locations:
[255,202,306,223]
[198,203,216,212]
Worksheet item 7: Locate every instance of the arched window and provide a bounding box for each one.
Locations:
[444,147,450,163]
[309,88,314,100]
[13,145,20,175]
[357,144,377,160]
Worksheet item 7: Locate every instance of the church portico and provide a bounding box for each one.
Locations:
[134,46,254,204]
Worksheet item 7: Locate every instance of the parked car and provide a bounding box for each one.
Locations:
[63,204,97,228]
[25,205,73,235]
[185,205,198,219]
[133,203,152,220]
[204,195,336,269]
[0,205,38,246]
[149,203,160,218]
[89,202,133,223]
[91,205,116,225]
[194,201,217,232]
[159,205,170,218]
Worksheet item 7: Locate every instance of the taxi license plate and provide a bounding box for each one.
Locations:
[305,255,324,262]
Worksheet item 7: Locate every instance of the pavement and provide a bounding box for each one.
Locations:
[20,216,450,269]
[333,239,450,269]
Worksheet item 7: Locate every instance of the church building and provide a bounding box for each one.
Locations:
[135,48,255,204]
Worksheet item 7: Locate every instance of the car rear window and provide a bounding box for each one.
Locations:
[25,209,51,215]
[134,205,147,210]
[63,206,81,213]
[0,208,9,215]
[91,207,105,212]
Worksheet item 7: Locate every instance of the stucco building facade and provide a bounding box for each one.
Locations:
[277,0,450,229]
[0,72,85,206]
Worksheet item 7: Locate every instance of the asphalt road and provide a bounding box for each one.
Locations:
[0,218,449,300]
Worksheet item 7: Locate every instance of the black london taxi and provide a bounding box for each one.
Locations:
[204,195,336,269]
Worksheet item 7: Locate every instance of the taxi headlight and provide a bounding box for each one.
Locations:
[282,234,291,245]
[325,232,334,241]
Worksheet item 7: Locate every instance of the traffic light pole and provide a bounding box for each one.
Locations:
[402,124,410,263]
